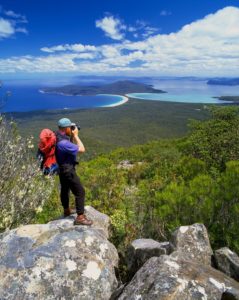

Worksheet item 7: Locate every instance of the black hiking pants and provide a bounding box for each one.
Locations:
[59,164,85,215]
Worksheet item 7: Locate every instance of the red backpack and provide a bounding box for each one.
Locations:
[38,129,58,175]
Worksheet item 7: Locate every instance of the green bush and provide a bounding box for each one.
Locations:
[76,109,239,254]
[180,106,239,171]
[6,105,237,255]
[0,117,54,231]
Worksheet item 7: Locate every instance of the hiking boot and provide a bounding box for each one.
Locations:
[74,214,93,226]
[64,208,72,217]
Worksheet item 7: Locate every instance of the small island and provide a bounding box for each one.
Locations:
[207,78,239,86]
[40,80,166,96]
[216,96,239,103]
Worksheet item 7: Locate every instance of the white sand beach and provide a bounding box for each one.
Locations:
[99,94,129,107]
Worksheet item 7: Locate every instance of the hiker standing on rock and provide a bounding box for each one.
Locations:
[55,117,92,226]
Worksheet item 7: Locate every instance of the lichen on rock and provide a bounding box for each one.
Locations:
[0,206,118,300]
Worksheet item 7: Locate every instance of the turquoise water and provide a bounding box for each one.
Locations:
[127,78,238,104]
[126,92,231,104]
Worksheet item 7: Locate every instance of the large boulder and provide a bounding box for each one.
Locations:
[214,247,239,281]
[126,239,172,275]
[48,206,111,238]
[0,206,118,300]
[118,255,239,300]
[170,223,213,265]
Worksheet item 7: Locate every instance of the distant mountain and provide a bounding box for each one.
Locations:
[207,78,239,86]
[40,80,166,96]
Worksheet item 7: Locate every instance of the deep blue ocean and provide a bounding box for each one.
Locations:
[1,85,126,113]
[1,78,239,113]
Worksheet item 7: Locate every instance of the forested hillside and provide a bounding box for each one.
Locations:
[2,102,239,283]
[9,98,210,159]
[35,106,239,256]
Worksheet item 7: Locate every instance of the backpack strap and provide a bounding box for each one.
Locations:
[55,131,70,143]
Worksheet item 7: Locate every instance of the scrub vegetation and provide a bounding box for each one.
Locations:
[35,106,239,255]
[0,116,54,231]
[2,100,239,259]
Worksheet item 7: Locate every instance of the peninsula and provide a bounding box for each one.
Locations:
[40,80,166,96]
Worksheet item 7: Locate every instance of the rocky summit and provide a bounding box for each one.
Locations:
[118,255,239,300]
[1,213,239,300]
[0,206,118,300]
[118,223,239,300]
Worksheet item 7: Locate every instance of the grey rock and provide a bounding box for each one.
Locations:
[222,288,239,300]
[110,284,126,300]
[118,255,239,300]
[48,205,111,238]
[117,160,134,170]
[117,161,143,170]
[126,239,172,275]
[214,247,239,281]
[124,185,139,197]
[85,206,111,238]
[0,206,118,300]
[170,223,213,265]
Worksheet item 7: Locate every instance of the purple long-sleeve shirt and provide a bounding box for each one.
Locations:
[56,135,79,166]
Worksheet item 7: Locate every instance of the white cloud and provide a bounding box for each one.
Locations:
[0,18,15,38]
[41,43,96,53]
[95,15,159,40]
[41,45,66,53]
[100,45,121,58]
[5,10,21,18]
[70,44,96,52]
[15,27,28,34]
[0,6,239,76]
[0,8,28,39]
[128,20,160,39]
[96,16,125,40]
[120,6,239,75]
[101,50,144,67]
[128,26,137,32]
[141,26,159,38]
[4,10,27,23]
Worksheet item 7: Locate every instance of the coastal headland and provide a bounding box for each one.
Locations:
[40,80,166,96]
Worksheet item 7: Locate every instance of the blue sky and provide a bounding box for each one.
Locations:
[0,0,239,77]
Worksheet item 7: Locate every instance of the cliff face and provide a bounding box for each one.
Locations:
[0,206,118,300]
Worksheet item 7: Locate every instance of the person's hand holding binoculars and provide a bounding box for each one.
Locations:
[71,126,79,137]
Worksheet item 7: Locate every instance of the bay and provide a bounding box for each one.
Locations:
[127,79,239,104]
[1,84,127,113]
[1,78,239,112]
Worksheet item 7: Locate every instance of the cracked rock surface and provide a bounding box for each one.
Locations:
[118,223,239,300]
[118,254,239,300]
[170,223,213,266]
[0,206,118,300]
[214,247,239,281]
